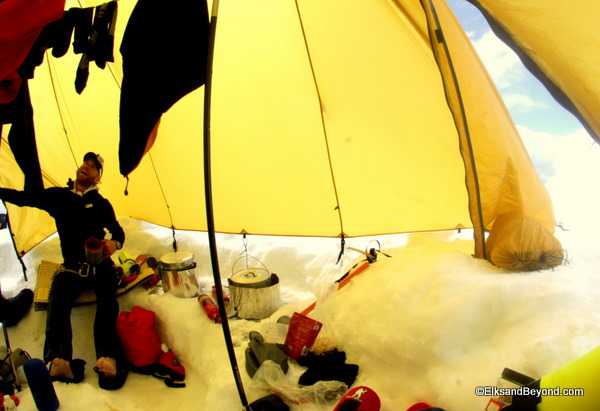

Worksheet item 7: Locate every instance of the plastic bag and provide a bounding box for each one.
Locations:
[0,347,30,389]
[252,360,347,406]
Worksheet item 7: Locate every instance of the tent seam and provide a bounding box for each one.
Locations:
[46,51,78,170]
[420,0,487,258]
[293,0,345,238]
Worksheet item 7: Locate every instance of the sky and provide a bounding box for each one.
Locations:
[446,0,600,234]
[446,0,583,136]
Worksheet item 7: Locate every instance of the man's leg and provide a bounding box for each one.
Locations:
[92,262,122,363]
[43,269,87,363]
[92,262,127,389]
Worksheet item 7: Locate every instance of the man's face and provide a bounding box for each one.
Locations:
[76,159,101,187]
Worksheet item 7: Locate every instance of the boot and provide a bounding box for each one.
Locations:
[0,289,34,327]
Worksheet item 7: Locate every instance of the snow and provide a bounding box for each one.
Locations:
[1,216,600,411]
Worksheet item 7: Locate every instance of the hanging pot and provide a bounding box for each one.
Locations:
[157,252,199,298]
[228,256,281,319]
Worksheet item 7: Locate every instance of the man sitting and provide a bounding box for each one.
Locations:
[0,152,127,389]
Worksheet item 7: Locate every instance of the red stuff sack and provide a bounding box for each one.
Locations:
[116,306,162,368]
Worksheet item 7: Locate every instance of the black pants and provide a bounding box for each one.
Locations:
[43,260,122,363]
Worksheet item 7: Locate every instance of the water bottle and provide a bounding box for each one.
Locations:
[23,358,59,411]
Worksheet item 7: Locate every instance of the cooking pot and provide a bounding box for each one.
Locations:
[157,252,200,298]
[229,268,274,288]
[228,256,281,319]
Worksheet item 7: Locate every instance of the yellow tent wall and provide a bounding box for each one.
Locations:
[466,0,600,144]
[1,0,558,261]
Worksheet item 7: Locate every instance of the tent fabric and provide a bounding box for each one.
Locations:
[466,0,600,144]
[485,212,564,272]
[0,0,565,262]
[422,0,556,258]
[118,0,209,176]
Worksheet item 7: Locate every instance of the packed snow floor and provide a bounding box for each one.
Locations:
[2,216,600,410]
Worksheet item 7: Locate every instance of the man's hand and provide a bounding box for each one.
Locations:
[102,239,118,257]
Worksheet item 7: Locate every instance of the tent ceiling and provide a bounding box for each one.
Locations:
[1,0,566,257]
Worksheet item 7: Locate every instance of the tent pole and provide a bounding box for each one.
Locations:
[2,205,28,281]
[202,1,251,410]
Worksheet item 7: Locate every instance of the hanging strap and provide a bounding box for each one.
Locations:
[336,233,345,264]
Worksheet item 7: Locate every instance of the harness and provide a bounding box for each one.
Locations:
[57,262,96,278]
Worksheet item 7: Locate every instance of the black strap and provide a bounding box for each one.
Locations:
[336,233,346,264]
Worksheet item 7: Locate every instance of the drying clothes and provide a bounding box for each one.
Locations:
[118,0,209,177]
[0,0,64,191]
[74,1,118,94]
[1,7,79,193]
[0,0,66,104]
[18,7,98,80]
[0,3,117,191]
[0,82,44,192]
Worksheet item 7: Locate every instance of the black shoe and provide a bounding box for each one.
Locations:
[95,363,128,390]
[0,289,34,327]
[48,358,86,384]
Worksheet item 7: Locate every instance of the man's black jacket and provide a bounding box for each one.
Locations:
[0,185,124,265]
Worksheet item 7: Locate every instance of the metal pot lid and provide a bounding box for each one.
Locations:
[230,268,271,285]
[160,252,195,269]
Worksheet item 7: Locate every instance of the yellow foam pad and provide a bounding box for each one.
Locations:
[34,260,155,311]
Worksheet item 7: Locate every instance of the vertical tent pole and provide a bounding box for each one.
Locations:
[202,1,251,410]
[2,205,28,281]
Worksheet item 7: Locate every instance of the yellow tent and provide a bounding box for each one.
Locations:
[4,0,589,264]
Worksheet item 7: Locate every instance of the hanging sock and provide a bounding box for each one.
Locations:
[74,1,118,94]
[48,8,78,58]
[74,54,90,95]
[73,7,94,54]
[5,81,44,192]
[89,1,118,69]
